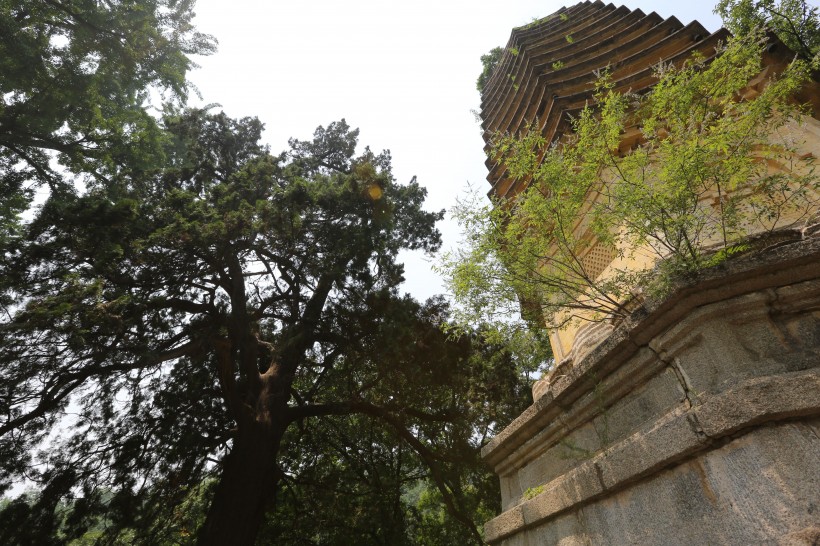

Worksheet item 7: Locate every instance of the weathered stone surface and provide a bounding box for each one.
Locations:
[778,527,820,546]
[484,505,524,544]
[520,462,604,526]
[483,245,820,544]
[484,237,820,473]
[499,471,521,510]
[501,365,685,509]
[595,407,705,491]
[480,5,820,542]
[528,511,589,546]
[655,284,820,397]
[695,369,820,438]
[587,366,684,448]
[491,369,820,539]
[510,423,599,510]
[539,420,820,546]
[487,461,605,544]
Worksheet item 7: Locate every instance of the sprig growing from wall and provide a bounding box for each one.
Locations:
[443,32,817,338]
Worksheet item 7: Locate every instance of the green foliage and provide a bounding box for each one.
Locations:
[1,1,535,543]
[715,0,820,63]
[443,32,817,335]
[0,3,536,542]
[523,485,544,500]
[0,483,212,545]
[0,0,216,232]
[477,46,504,93]
[255,296,536,545]
[551,60,565,70]
[406,478,498,545]
[0,0,216,309]
[0,109,533,544]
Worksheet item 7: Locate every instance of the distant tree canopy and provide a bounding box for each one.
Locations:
[715,0,820,63]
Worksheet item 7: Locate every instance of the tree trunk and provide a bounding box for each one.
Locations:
[197,417,284,546]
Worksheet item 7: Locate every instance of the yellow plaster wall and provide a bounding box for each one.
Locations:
[546,116,820,365]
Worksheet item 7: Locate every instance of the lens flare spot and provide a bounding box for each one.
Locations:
[367,185,383,200]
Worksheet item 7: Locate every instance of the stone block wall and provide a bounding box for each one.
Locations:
[482,232,820,545]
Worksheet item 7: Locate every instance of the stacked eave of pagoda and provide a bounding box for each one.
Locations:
[480,0,732,200]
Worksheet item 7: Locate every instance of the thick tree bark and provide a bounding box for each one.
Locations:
[198,359,293,546]
[197,264,335,544]
[197,417,284,546]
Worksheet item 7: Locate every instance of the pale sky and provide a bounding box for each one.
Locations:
[187,0,723,301]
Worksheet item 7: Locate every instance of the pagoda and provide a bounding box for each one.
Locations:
[478,3,820,545]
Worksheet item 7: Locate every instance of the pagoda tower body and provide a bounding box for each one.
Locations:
[479,2,820,545]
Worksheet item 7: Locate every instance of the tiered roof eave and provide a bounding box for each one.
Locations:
[480,1,734,200]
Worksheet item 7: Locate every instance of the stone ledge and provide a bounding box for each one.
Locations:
[695,370,820,438]
[484,369,820,544]
[493,347,664,481]
[482,234,820,468]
